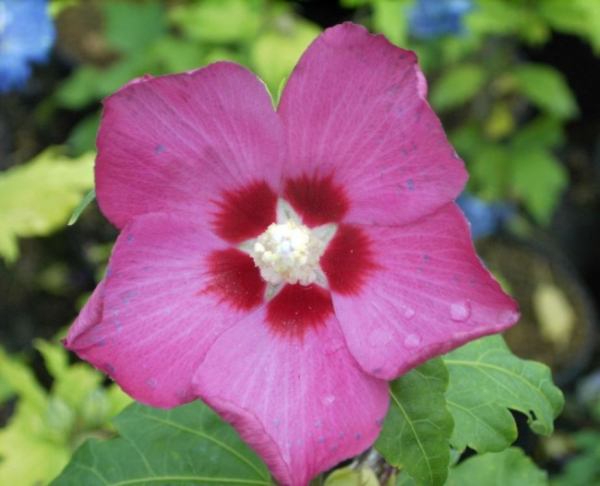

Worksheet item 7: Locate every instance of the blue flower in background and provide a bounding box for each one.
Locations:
[457,192,513,240]
[0,0,55,93]
[409,0,473,39]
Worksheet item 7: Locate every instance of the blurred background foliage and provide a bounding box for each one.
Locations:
[1,0,600,484]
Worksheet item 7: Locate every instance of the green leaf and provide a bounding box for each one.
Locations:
[446,448,548,486]
[468,0,548,43]
[449,123,482,160]
[508,147,568,225]
[56,56,151,109]
[35,340,106,410]
[444,335,564,453]
[68,189,96,226]
[0,348,68,485]
[573,0,600,54]
[0,398,71,486]
[67,112,101,156]
[467,143,510,200]
[510,116,564,151]
[372,0,411,46]
[151,36,207,74]
[467,0,525,36]
[376,358,453,486]
[0,148,94,262]
[551,431,600,486]
[0,348,48,413]
[54,66,101,109]
[430,64,486,112]
[0,343,130,485]
[251,16,321,96]
[169,0,261,43]
[513,64,579,119]
[339,0,372,7]
[104,1,165,54]
[50,401,271,486]
[538,0,589,38]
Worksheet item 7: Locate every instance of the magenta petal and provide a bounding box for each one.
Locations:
[278,23,467,226]
[65,213,262,408]
[65,278,106,339]
[192,312,389,486]
[331,203,520,380]
[95,62,285,230]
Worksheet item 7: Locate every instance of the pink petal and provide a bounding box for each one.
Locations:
[192,311,389,486]
[65,212,264,408]
[95,62,285,231]
[278,23,467,226]
[65,279,106,339]
[329,203,520,380]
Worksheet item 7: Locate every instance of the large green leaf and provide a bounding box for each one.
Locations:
[513,64,579,119]
[446,448,547,486]
[444,335,564,453]
[0,148,94,262]
[376,358,453,486]
[50,401,272,486]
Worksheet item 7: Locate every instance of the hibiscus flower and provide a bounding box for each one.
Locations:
[65,23,519,486]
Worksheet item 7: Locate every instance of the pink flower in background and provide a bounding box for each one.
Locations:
[65,23,519,486]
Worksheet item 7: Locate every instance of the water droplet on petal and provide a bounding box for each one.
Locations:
[450,299,472,322]
[323,395,335,405]
[404,333,421,349]
[147,378,157,389]
[403,306,416,320]
[368,329,392,347]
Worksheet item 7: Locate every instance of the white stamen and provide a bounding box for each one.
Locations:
[250,219,327,286]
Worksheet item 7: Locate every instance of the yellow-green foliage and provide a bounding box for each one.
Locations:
[0,148,95,263]
[0,341,131,486]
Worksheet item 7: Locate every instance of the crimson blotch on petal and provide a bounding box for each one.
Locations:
[65,23,519,486]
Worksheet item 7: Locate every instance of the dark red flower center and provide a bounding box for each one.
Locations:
[206,175,379,338]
